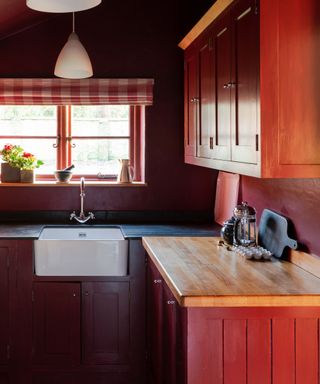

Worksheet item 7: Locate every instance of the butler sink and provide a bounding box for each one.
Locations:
[34,226,128,276]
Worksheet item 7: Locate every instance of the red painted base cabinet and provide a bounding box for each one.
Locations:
[147,258,320,384]
[0,240,33,384]
[147,259,186,384]
[0,244,10,366]
[31,239,146,384]
[0,239,146,384]
[188,307,320,384]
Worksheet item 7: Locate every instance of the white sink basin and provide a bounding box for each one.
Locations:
[34,227,128,276]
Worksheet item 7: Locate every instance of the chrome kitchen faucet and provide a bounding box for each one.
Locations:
[70,177,95,223]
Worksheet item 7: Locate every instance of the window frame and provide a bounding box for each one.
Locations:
[0,105,144,182]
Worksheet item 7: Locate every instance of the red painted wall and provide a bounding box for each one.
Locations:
[0,0,217,213]
[241,177,320,256]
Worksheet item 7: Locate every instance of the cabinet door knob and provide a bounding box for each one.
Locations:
[84,291,89,296]
[190,97,199,103]
[223,82,236,89]
[153,279,162,284]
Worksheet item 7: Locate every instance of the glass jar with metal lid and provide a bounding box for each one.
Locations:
[233,201,257,246]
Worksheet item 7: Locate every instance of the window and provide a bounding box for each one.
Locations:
[0,78,154,183]
[0,104,143,181]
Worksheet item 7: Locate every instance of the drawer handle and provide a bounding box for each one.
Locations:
[167,300,175,305]
[153,279,162,284]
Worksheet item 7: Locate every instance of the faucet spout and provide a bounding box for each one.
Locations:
[70,177,95,223]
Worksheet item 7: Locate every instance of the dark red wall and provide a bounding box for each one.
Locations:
[241,177,320,256]
[0,0,217,213]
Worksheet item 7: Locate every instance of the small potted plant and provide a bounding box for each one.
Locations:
[17,152,44,183]
[0,144,23,182]
[0,144,44,183]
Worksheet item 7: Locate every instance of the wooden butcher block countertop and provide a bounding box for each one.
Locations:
[142,237,320,307]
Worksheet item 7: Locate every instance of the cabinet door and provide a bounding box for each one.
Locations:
[0,246,10,364]
[212,15,232,161]
[198,36,215,159]
[231,0,259,164]
[147,261,163,384]
[184,50,198,158]
[32,282,81,366]
[162,283,178,384]
[82,282,130,365]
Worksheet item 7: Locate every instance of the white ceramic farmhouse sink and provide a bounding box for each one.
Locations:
[34,227,128,276]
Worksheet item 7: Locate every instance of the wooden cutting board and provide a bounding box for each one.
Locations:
[214,171,239,225]
[258,209,298,258]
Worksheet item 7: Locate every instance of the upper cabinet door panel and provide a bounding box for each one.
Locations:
[231,0,259,164]
[214,17,232,161]
[278,0,320,166]
[184,52,198,158]
[198,38,215,159]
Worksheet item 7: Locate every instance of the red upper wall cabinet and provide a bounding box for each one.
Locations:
[180,0,320,178]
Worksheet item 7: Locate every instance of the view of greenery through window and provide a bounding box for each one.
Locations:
[72,106,129,175]
[0,105,130,177]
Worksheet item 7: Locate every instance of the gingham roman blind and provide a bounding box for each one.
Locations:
[0,78,154,105]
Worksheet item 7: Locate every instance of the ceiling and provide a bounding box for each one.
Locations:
[0,0,216,41]
[0,0,54,40]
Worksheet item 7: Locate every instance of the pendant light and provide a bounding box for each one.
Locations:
[54,13,93,79]
[27,0,101,13]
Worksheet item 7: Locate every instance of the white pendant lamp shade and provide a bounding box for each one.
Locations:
[54,32,93,79]
[54,13,93,79]
[27,0,101,13]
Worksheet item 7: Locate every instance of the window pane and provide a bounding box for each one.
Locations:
[0,106,56,136]
[72,105,130,136]
[0,138,56,175]
[72,139,129,175]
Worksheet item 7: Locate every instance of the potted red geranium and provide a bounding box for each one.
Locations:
[17,151,44,183]
[0,144,44,183]
[0,144,23,182]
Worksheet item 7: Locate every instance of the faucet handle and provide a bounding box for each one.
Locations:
[70,211,76,220]
[88,212,95,220]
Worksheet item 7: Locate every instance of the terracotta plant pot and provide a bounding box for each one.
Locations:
[1,163,20,183]
[20,169,34,183]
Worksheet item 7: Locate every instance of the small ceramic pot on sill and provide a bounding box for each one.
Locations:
[20,169,34,183]
[1,163,20,183]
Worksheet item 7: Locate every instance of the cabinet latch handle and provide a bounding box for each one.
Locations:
[223,82,236,89]
[153,279,162,284]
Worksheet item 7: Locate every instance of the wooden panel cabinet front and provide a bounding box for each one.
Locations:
[32,282,81,366]
[147,259,164,384]
[187,307,320,384]
[147,259,186,384]
[214,14,232,161]
[184,51,198,159]
[183,0,260,176]
[82,282,130,365]
[231,0,259,164]
[0,239,33,381]
[181,0,320,178]
[0,245,10,365]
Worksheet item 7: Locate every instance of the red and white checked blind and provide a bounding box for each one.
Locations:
[0,78,154,105]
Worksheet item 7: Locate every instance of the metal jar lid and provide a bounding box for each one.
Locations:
[233,201,256,218]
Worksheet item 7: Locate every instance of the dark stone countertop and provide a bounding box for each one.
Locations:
[0,223,220,240]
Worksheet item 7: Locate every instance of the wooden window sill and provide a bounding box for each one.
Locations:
[0,181,147,187]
